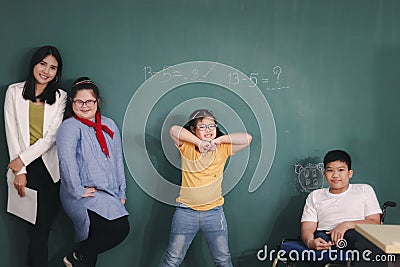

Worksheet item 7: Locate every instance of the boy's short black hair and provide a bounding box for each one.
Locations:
[323,150,352,170]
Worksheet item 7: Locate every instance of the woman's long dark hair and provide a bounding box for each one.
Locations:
[22,45,63,105]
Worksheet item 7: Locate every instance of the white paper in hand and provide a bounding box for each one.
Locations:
[6,170,37,224]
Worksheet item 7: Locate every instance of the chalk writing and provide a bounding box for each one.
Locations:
[144,65,289,91]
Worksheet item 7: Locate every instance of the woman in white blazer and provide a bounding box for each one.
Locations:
[4,45,67,267]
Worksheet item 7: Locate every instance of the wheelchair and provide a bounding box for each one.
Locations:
[272,201,397,267]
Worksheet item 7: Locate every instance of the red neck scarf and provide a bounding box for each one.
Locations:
[74,111,114,157]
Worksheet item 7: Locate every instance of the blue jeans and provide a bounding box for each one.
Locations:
[314,229,358,249]
[161,205,233,267]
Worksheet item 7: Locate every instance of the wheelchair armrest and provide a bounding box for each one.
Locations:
[381,200,397,224]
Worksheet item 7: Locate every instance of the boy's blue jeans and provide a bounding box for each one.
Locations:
[315,229,358,249]
[161,205,233,267]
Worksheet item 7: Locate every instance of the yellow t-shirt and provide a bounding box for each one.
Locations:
[176,141,233,211]
[29,102,44,145]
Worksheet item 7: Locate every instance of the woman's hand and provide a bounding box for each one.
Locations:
[120,198,126,205]
[14,173,27,197]
[8,156,24,173]
[83,187,97,198]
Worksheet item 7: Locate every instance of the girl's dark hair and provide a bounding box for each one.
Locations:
[64,77,101,119]
[184,109,225,137]
[22,45,63,105]
[323,150,352,170]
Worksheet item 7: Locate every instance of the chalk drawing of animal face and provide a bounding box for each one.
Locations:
[294,162,324,192]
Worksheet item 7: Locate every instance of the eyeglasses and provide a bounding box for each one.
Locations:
[196,124,216,131]
[73,99,97,107]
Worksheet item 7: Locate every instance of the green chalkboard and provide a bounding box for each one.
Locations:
[1,1,400,266]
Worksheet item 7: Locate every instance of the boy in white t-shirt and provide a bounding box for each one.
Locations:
[301,150,382,250]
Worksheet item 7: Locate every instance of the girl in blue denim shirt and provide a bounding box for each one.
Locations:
[57,77,129,267]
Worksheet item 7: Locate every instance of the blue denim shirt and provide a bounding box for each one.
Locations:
[56,116,129,241]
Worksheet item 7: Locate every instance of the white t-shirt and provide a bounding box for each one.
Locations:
[301,184,382,230]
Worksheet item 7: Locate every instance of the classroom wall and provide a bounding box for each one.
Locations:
[1,0,400,266]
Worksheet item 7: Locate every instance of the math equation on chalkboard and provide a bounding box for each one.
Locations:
[143,64,289,91]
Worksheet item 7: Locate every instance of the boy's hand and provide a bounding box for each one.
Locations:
[307,238,332,250]
[326,222,351,245]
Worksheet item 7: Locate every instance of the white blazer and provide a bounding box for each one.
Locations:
[4,81,67,183]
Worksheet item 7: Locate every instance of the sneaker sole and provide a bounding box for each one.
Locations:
[63,256,73,267]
